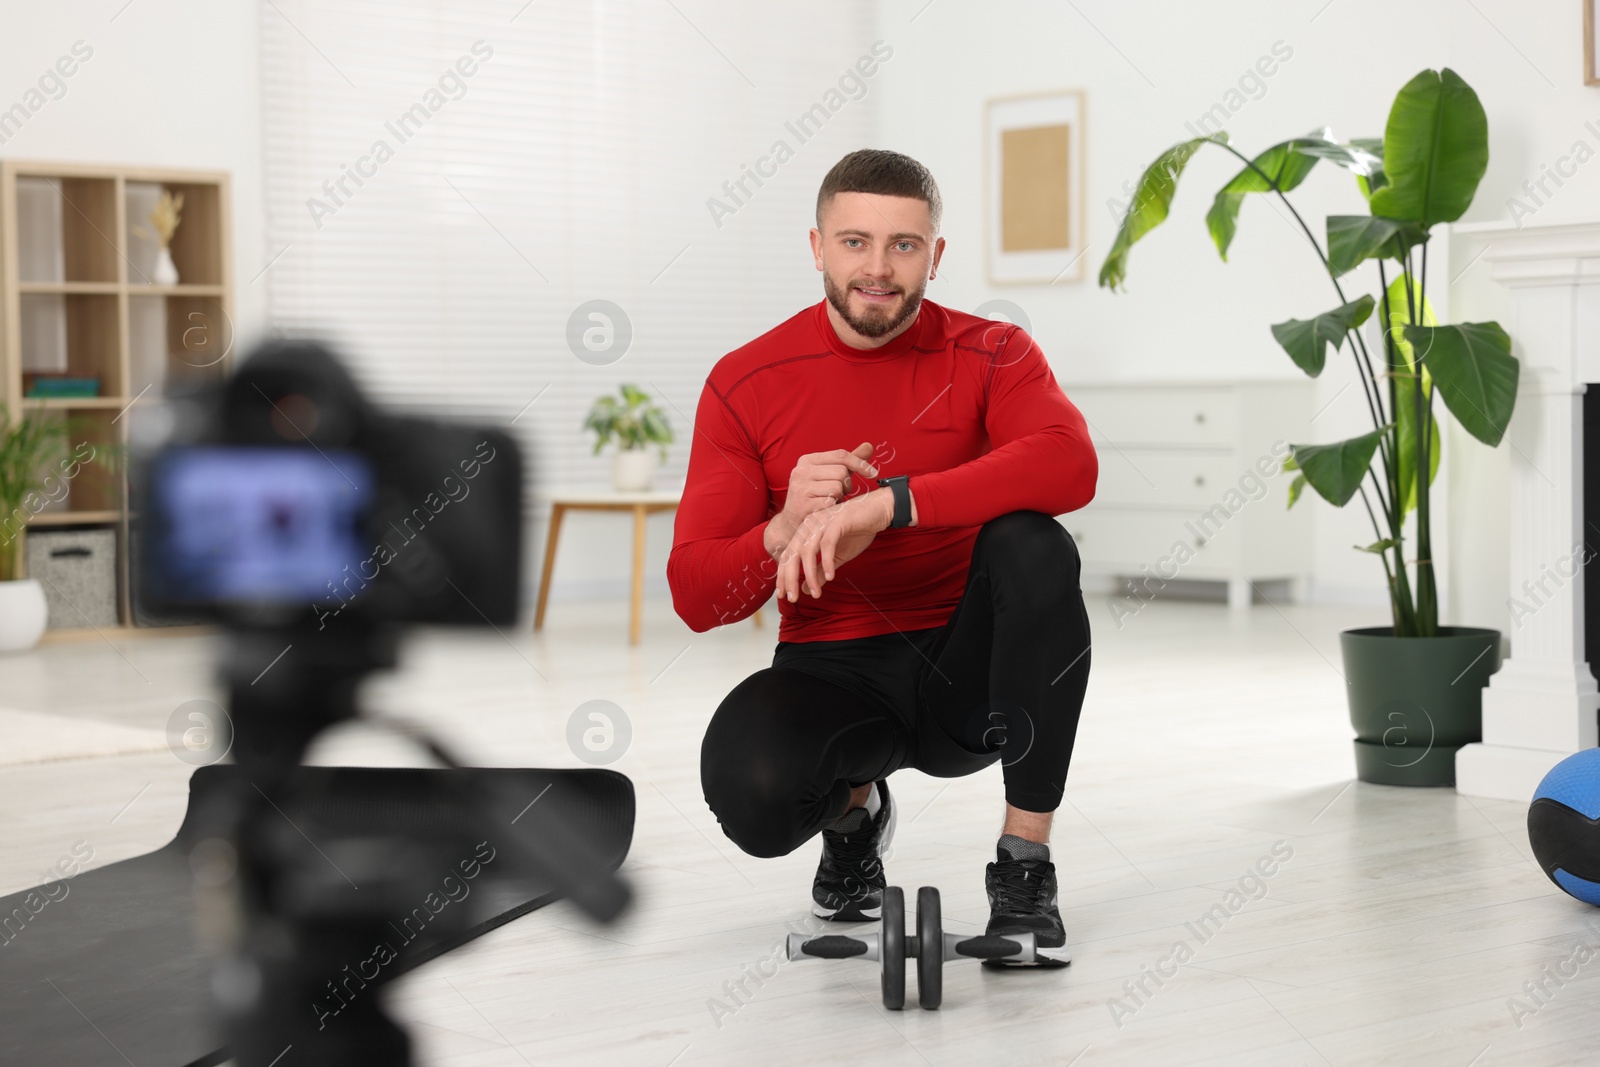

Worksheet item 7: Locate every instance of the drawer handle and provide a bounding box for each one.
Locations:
[50,547,92,558]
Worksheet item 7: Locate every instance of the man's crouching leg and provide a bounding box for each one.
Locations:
[700,667,900,859]
[918,511,1090,815]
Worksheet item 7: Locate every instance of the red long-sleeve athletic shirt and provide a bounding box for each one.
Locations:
[668,299,1097,642]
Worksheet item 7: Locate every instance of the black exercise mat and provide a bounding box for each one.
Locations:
[0,764,635,1067]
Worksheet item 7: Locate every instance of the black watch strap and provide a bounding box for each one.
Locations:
[877,475,912,528]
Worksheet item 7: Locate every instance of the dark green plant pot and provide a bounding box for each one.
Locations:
[1339,626,1502,787]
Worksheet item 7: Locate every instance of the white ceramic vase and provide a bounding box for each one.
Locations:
[153,246,179,286]
[0,579,49,651]
[611,448,658,492]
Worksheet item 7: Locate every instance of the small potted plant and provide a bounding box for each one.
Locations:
[583,383,673,491]
[0,405,71,650]
[1101,68,1514,786]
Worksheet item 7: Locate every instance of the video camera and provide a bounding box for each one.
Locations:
[137,337,522,631]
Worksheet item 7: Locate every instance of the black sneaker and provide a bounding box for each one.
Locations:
[811,779,895,922]
[984,834,1071,967]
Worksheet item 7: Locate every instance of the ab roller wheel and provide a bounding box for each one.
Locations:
[917,886,941,1010]
[882,886,905,1009]
[786,885,1039,1010]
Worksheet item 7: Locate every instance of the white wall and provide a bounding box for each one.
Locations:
[0,1,267,348]
[873,0,1599,629]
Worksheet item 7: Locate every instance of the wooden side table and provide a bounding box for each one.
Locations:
[532,486,764,644]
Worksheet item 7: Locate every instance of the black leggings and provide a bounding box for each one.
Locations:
[700,511,1092,859]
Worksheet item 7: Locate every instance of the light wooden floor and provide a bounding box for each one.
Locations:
[3,594,1597,1066]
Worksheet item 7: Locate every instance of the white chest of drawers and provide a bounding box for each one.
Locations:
[1062,380,1314,610]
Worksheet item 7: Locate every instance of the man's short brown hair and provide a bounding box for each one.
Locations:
[816,149,942,233]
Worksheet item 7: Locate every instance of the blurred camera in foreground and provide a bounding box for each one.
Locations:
[126,340,631,1067]
[136,336,522,631]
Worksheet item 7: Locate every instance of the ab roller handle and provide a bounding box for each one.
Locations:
[785,886,1039,1009]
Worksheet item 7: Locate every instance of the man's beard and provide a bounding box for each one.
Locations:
[823,271,926,340]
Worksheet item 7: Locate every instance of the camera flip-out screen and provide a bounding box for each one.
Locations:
[149,446,374,606]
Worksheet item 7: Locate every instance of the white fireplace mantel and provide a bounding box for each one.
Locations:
[1453,218,1600,801]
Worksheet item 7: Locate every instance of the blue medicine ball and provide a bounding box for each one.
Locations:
[1529,749,1600,906]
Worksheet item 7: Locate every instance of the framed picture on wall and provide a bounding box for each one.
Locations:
[1588,0,1600,85]
[985,90,1087,285]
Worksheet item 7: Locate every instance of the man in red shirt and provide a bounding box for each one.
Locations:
[669,149,1095,965]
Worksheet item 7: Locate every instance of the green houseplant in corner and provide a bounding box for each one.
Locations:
[583,383,674,492]
[0,404,73,651]
[1100,68,1516,786]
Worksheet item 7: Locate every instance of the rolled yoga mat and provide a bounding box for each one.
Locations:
[0,764,635,1066]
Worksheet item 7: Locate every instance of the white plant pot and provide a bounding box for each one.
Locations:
[0,579,49,651]
[153,246,179,286]
[611,449,658,492]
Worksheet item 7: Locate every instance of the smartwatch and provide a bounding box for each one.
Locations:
[877,475,912,529]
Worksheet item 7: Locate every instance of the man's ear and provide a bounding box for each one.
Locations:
[929,235,946,280]
[810,227,825,271]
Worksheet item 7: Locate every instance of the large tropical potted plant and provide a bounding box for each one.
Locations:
[1100,68,1515,786]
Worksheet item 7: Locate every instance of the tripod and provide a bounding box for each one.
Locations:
[194,625,631,1067]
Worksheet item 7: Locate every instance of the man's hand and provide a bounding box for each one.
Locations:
[777,487,897,602]
[763,442,878,558]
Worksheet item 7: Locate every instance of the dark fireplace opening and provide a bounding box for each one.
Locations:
[1585,385,1600,685]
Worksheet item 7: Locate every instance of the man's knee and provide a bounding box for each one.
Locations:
[701,759,808,859]
[974,511,1082,596]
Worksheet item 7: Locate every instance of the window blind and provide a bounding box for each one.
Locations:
[259,0,883,587]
